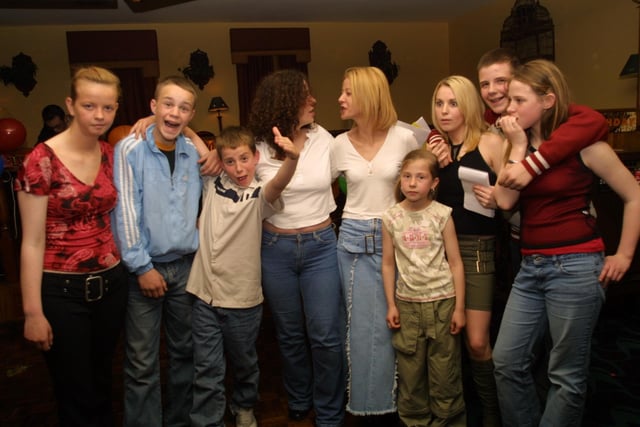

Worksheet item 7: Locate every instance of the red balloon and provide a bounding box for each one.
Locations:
[0,118,27,152]
[107,125,132,146]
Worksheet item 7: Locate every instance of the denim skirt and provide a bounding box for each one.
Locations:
[337,218,397,414]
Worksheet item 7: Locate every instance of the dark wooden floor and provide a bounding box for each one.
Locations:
[0,304,360,427]
[1,284,639,427]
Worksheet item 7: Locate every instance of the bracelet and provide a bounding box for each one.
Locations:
[507,159,519,164]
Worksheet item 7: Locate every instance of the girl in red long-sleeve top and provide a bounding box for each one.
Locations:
[493,59,640,427]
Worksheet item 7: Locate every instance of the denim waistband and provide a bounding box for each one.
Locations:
[337,218,382,255]
[522,251,604,264]
[262,223,336,240]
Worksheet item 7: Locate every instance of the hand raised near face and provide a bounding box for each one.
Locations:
[497,116,527,149]
[426,130,452,167]
[272,126,300,160]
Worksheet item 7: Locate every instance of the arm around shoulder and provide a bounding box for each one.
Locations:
[526,105,608,177]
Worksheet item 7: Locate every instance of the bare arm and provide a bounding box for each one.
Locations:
[582,141,640,286]
[129,115,154,139]
[181,127,222,176]
[494,116,528,210]
[382,223,401,329]
[18,192,53,351]
[130,115,221,175]
[263,126,302,204]
[473,132,507,210]
[182,126,210,158]
[442,217,465,334]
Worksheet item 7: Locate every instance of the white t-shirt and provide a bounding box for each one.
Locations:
[331,124,419,219]
[256,124,336,229]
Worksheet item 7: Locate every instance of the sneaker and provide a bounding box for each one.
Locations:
[235,408,257,427]
[288,408,310,421]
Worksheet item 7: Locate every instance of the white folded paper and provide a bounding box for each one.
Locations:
[458,166,495,218]
[396,116,431,144]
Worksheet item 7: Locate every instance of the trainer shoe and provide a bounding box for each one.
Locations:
[235,408,257,427]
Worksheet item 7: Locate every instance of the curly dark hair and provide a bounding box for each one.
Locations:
[248,69,310,157]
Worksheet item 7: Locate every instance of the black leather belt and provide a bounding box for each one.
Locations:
[46,263,123,302]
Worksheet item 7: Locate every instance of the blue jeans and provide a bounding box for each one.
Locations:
[337,218,396,415]
[123,255,195,427]
[261,225,346,427]
[493,252,605,427]
[190,300,262,427]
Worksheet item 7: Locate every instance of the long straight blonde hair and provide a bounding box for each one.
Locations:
[431,75,487,155]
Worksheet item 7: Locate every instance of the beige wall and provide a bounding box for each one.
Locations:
[451,0,637,109]
[0,0,636,147]
[0,21,447,146]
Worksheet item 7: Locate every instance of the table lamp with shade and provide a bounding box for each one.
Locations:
[208,97,229,134]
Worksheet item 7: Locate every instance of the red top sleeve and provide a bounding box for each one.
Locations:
[521,104,609,177]
[484,108,501,126]
[427,128,445,145]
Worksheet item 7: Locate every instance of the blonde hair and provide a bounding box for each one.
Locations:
[215,126,256,158]
[344,66,398,130]
[154,75,198,103]
[511,59,570,140]
[70,66,121,101]
[431,75,487,155]
[395,149,440,202]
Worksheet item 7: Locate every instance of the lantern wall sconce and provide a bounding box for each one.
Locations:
[500,0,555,62]
[0,52,38,97]
[208,96,229,134]
[368,40,399,85]
[180,49,214,90]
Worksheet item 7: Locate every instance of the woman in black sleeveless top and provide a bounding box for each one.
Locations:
[428,75,506,427]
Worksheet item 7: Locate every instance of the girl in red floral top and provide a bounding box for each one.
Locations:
[15,66,128,426]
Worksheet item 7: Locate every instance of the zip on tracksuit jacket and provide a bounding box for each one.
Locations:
[111,125,202,276]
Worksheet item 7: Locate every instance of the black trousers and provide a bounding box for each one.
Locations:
[41,263,128,427]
